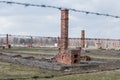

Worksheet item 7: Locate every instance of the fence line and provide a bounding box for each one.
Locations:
[0,35,120,49]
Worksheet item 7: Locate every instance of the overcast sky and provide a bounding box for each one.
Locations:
[0,0,120,39]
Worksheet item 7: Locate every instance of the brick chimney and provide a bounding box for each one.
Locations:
[60,9,69,53]
[53,10,90,64]
[81,30,85,48]
[29,36,33,48]
[6,34,9,48]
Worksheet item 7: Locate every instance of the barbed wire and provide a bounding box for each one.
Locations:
[0,34,120,40]
[0,34,57,38]
[0,1,120,18]
[0,34,31,38]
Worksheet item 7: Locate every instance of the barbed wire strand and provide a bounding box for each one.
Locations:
[0,34,57,38]
[0,1,120,18]
[0,34,120,41]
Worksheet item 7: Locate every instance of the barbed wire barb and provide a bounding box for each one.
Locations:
[0,1,120,19]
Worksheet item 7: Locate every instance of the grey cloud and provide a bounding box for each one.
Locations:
[0,0,120,39]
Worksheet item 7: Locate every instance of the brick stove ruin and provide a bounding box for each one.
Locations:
[54,9,82,64]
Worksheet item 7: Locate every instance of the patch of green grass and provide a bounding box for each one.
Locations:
[0,47,58,55]
[46,71,120,80]
[89,55,120,60]
[1,48,120,80]
[86,49,120,59]
[0,61,120,80]
[0,61,57,80]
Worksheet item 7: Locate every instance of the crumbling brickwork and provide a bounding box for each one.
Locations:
[54,9,83,64]
[60,9,69,53]
[81,30,85,48]
[6,34,8,48]
[5,34,11,48]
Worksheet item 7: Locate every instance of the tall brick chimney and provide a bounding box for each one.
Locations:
[54,9,81,64]
[53,10,90,64]
[60,9,69,53]
[6,34,9,48]
[81,30,85,48]
[29,36,33,48]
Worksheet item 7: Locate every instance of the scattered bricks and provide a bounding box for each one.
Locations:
[12,55,22,58]
[40,58,51,62]
[32,76,39,79]
[1,52,120,71]
[80,56,91,61]
[41,57,47,61]
[23,56,35,60]
[0,54,62,70]
[0,53,7,56]
[0,53,3,55]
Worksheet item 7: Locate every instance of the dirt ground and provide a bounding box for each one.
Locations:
[0,48,120,80]
[0,48,120,69]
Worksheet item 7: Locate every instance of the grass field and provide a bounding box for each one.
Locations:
[0,48,120,80]
[85,49,120,60]
[1,47,120,59]
[0,61,120,80]
[0,61,58,80]
[0,47,58,55]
